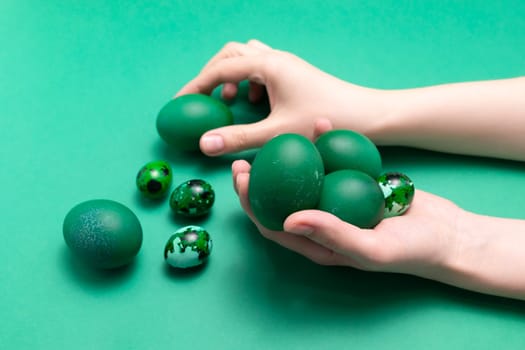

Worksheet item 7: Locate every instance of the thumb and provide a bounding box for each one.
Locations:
[283,210,376,259]
[199,117,283,155]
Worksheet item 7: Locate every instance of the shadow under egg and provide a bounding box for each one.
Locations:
[162,259,209,280]
[59,245,139,288]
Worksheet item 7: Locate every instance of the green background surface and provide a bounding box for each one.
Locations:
[2,1,525,349]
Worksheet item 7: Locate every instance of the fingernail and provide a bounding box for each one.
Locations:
[201,134,224,154]
[287,225,313,235]
[231,159,244,167]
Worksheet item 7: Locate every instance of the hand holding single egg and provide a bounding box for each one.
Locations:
[176,40,384,156]
[156,94,233,152]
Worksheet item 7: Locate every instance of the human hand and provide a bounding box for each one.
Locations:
[176,39,386,156]
[231,158,464,279]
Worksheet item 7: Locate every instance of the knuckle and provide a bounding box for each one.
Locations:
[223,41,242,53]
[258,53,287,79]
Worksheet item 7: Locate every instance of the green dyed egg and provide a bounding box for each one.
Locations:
[136,160,173,199]
[315,129,382,178]
[169,179,215,217]
[249,133,324,231]
[318,169,384,228]
[63,199,143,269]
[156,94,233,151]
[164,225,212,269]
[378,172,415,218]
[211,80,270,125]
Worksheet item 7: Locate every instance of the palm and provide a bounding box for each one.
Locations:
[359,191,460,273]
[233,159,461,275]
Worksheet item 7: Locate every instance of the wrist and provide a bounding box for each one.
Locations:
[361,88,414,147]
[334,82,393,141]
[423,210,507,298]
[431,209,479,283]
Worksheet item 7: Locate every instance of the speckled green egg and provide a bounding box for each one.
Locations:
[169,179,215,217]
[378,172,415,218]
[164,226,212,269]
[136,160,173,199]
[156,94,233,152]
[318,169,385,228]
[249,133,324,231]
[315,129,382,178]
[63,199,143,269]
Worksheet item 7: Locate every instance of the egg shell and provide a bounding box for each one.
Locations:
[378,172,415,218]
[248,134,325,231]
[315,129,382,178]
[156,94,233,151]
[318,169,385,228]
[63,199,143,269]
[135,160,173,199]
[169,179,215,217]
[164,225,212,269]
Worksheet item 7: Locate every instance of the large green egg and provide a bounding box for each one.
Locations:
[156,94,234,151]
[249,134,324,231]
[315,129,382,178]
[318,169,384,228]
[63,199,143,269]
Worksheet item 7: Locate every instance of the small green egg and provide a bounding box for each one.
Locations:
[136,160,173,199]
[63,199,143,269]
[164,226,212,269]
[156,94,234,152]
[249,133,324,231]
[315,129,382,178]
[169,179,215,217]
[378,172,415,218]
[318,169,385,228]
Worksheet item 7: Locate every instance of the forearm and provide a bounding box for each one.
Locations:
[430,211,525,300]
[368,77,525,161]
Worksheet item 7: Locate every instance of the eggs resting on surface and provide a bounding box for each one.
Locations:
[63,199,143,269]
[170,179,215,217]
[164,226,212,269]
[136,160,173,199]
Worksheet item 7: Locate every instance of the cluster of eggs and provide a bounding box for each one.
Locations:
[248,130,415,230]
[62,163,215,270]
[62,93,233,271]
[135,161,214,269]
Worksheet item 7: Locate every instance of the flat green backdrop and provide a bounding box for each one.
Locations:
[2,1,525,349]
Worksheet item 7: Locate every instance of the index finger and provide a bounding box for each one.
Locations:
[175,55,267,96]
[201,41,261,73]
